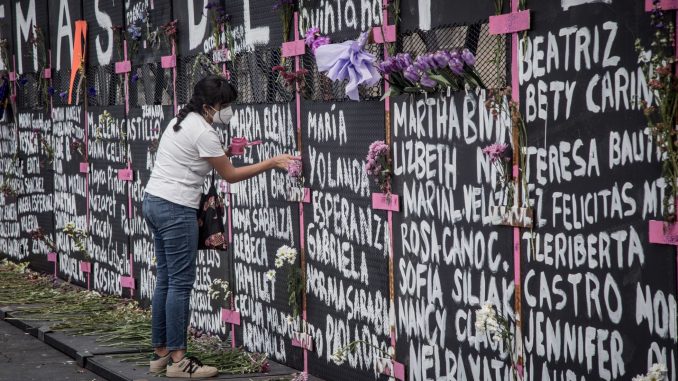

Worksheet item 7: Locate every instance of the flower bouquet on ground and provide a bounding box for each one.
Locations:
[377,49,484,99]
[475,302,524,381]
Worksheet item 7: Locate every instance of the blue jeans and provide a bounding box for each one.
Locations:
[143,193,198,351]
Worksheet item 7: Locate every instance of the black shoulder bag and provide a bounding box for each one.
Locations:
[197,172,228,251]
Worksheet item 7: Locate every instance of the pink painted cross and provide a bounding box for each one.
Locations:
[645,0,678,11]
[282,13,306,58]
[372,0,396,43]
[489,9,531,35]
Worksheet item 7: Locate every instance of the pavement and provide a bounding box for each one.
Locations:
[0,319,105,381]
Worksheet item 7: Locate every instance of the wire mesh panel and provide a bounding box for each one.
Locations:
[397,21,508,90]
[176,54,216,104]
[231,48,294,104]
[16,72,48,111]
[129,62,173,107]
[86,64,124,107]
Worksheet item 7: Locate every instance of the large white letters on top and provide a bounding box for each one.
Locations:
[94,0,113,65]
[55,0,73,71]
[15,0,37,74]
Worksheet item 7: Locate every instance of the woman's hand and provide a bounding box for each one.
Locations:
[270,154,301,171]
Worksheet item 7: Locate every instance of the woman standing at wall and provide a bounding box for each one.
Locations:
[142,75,298,378]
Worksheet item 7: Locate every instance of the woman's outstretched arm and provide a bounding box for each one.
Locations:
[206,154,299,183]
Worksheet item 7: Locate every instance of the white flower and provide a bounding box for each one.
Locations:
[387,346,395,358]
[265,270,276,281]
[632,363,668,381]
[331,350,346,365]
[638,49,652,64]
[275,245,298,268]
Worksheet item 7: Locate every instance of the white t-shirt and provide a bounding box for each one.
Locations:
[144,112,225,209]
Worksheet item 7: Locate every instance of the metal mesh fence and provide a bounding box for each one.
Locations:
[129,62,173,107]
[176,54,222,104]
[397,21,508,90]
[16,72,47,111]
[86,63,124,107]
[231,48,294,104]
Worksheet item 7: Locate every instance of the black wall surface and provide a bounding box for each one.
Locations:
[0,1,675,381]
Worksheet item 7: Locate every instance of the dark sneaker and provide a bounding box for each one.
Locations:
[166,356,219,378]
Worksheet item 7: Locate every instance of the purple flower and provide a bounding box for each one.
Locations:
[311,36,330,54]
[305,27,320,46]
[419,73,437,88]
[59,91,68,101]
[378,59,396,75]
[403,65,420,83]
[448,57,464,75]
[273,0,295,10]
[432,51,449,68]
[461,48,476,66]
[365,140,390,179]
[131,73,140,84]
[127,24,142,40]
[88,86,97,97]
[287,160,302,178]
[205,1,218,9]
[18,75,27,87]
[414,53,435,71]
[482,143,509,163]
[47,86,55,96]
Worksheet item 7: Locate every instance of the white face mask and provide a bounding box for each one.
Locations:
[212,105,233,125]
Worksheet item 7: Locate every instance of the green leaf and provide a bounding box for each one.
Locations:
[429,73,451,86]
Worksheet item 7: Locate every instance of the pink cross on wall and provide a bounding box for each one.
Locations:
[645,0,678,11]
[372,0,396,43]
[489,9,531,35]
[281,13,306,58]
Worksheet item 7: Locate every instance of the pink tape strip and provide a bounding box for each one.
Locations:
[115,60,132,74]
[120,276,135,289]
[43,68,51,79]
[489,10,531,35]
[648,220,678,245]
[47,252,57,277]
[291,332,313,351]
[282,40,306,58]
[47,252,57,262]
[372,193,400,212]
[161,54,176,69]
[79,162,89,173]
[372,25,397,43]
[221,308,241,325]
[80,261,91,273]
[8,71,15,81]
[117,168,133,181]
[646,0,678,11]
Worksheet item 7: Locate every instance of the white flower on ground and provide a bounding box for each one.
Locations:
[265,270,276,281]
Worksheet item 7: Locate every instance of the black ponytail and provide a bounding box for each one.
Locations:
[174,75,238,132]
